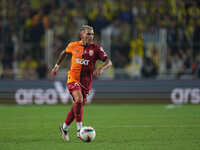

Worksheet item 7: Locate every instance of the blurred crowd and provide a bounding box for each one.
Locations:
[0,0,200,80]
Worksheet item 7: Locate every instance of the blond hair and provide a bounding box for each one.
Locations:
[80,25,93,33]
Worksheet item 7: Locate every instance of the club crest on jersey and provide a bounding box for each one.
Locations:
[89,50,94,56]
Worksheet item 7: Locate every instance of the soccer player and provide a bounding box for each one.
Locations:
[51,25,112,141]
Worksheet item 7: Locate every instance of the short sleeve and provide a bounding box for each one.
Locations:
[96,46,108,61]
[65,42,73,53]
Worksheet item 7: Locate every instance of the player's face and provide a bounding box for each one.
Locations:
[81,29,94,44]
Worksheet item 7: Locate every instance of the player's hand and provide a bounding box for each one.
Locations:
[50,64,59,77]
[93,68,104,77]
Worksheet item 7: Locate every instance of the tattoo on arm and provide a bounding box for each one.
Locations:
[101,58,112,70]
[56,50,67,65]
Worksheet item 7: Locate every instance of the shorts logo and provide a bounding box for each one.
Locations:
[76,58,90,65]
[71,82,80,88]
[89,50,94,56]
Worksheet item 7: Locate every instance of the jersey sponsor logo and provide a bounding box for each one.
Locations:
[76,58,90,65]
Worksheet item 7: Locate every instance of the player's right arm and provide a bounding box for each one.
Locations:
[51,42,73,76]
[51,50,67,76]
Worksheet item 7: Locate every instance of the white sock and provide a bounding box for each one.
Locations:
[63,122,68,131]
[76,122,82,131]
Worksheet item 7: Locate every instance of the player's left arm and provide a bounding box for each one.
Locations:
[93,58,112,77]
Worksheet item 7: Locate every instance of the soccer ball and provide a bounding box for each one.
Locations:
[80,126,96,142]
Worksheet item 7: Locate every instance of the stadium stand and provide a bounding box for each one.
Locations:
[0,0,200,80]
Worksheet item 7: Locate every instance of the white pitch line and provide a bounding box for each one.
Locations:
[165,104,183,109]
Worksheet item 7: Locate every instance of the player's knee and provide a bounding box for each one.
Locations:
[74,95,83,103]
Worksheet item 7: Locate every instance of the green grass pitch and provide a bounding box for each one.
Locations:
[0,104,200,150]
